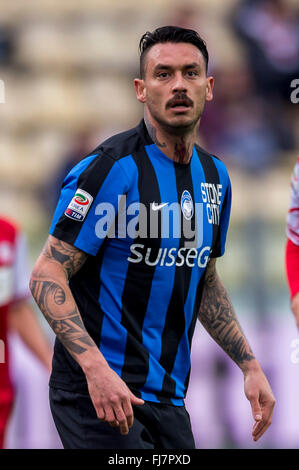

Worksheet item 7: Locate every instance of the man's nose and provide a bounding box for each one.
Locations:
[172,73,187,93]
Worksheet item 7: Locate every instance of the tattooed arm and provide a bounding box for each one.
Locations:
[199,258,255,368]
[30,235,95,358]
[198,258,275,442]
[30,235,144,435]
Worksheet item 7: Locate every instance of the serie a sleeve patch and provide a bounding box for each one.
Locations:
[64,189,94,222]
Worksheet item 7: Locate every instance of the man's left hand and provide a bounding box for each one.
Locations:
[244,366,276,442]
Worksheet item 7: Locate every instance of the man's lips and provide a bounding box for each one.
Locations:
[169,102,192,113]
[171,101,191,108]
[166,96,193,109]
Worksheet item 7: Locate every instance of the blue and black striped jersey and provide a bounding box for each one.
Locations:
[49,120,232,405]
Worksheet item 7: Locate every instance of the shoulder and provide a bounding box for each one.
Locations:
[67,122,147,180]
[195,143,227,166]
[61,124,143,182]
[195,144,230,183]
[91,121,148,163]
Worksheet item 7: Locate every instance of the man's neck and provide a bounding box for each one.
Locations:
[144,113,197,164]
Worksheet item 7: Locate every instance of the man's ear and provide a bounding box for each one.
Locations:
[134,78,146,103]
[206,76,214,102]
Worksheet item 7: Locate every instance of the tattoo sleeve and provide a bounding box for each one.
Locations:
[198,259,255,368]
[41,237,88,279]
[30,236,96,359]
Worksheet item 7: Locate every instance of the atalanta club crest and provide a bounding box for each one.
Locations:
[180,190,194,220]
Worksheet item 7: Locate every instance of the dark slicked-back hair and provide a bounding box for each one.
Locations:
[139,25,209,78]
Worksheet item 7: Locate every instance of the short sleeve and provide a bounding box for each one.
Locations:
[286,159,299,246]
[49,152,130,256]
[210,171,232,258]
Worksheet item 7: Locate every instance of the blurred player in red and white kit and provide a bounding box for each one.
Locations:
[0,217,52,448]
[286,158,299,331]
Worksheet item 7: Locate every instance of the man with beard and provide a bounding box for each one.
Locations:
[30,26,275,449]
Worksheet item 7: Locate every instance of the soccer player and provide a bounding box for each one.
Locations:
[0,216,52,448]
[286,158,299,330]
[30,26,275,449]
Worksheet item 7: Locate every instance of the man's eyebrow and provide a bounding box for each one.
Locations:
[153,63,173,71]
[153,62,201,71]
[184,62,201,69]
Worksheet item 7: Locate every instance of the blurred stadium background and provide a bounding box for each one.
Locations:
[0,0,298,449]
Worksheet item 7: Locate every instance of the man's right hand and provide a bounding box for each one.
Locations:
[291,292,299,330]
[30,235,144,436]
[84,360,144,435]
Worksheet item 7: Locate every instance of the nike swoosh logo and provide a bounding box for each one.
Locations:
[151,202,168,211]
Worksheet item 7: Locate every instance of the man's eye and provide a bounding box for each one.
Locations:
[157,72,169,78]
[187,71,198,77]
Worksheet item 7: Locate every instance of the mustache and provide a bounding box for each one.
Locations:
[166,93,194,109]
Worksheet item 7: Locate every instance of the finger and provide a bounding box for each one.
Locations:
[129,391,144,406]
[252,403,274,440]
[96,407,106,421]
[252,407,268,434]
[249,396,262,423]
[122,399,134,428]
[114,406,129,435]
[252,416,266,438]
[104,405,119,427]
[253,420,271,441]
